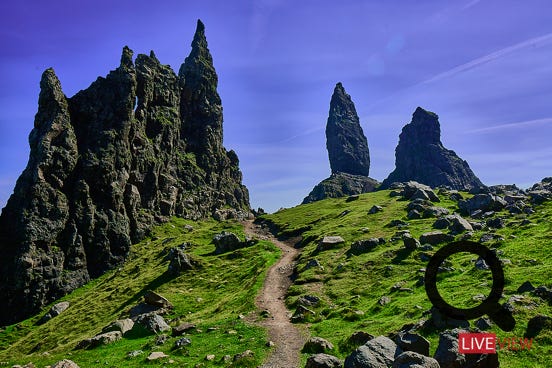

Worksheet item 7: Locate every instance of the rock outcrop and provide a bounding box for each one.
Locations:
[303,83,378,203]
[381,107,483,190]
[0,20,250,326]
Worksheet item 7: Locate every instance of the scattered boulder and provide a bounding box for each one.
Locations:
[347,331,375,347]
[147,351,169,361]
[297,295,321,308]
[526,314,552,338]
[459,194,507,215]
[174,337,192,348]
[102,318,134,335]
[129,303,167,318]
[486,217,505,229]
[517,281,535,293]
[423,206,450,218]
[173,322,196,336]
[213,232,243,254]
[427,307,469,329]
[347,195,360,202]
[233,350,255,362]
[51,360,80,368]
[291,305,316,322]
[317,236,345,252]
[378,296,391,306]
[433,214,473,233]
[419,231,453,245]
[155,334,169,345]
[349,238,380,254]
[344,336,403,368]
[402,234,420,250]
[305,258,324,271]
[305,353,343,368]
[76,331,122,349]
[38,301,70,324]
[127,350,144,358]
[167,248,197,275]
[144,290,173,309]
[395,332,430,356]
[369,205,383,214]
[134,313,171,334]
[532,285,552,302]
[303,337,334,353]
[434,329,498,368]
[392,351,439,368]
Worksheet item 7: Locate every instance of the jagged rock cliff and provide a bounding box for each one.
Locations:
[381,107,483,190]
[0,20,250,326]
[303,83,378,204]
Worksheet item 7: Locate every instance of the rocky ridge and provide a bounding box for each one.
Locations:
[0,20,250,326]
[303,83,379,204]
[381,107,484,190]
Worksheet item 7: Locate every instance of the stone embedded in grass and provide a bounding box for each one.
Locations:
[317,236,345,252]
[402,234,420,250]
[51,359,80,368]
[517,281,535,293]
[76,331,122,349]
[302,337,334,353]
[38,301,70,325]
[475,317,493,330]
[297,295,321,307]
[378,296,391,306]
[347,331,374,347]
[395,331,430,356]
[167,248,197,275]
[291,305,315,322]
[393,351,439,368]
[305,353,343,368]
[344,336,402,368]
[134,313,171,334]
[233,349,254,362]
[127,350,144,358]
[205,354,216,361]
[368,205,382,214]
[349,238,380,255]
[172,322,196,336]
[213,231,245,254]
[419,231,453,245]
[174,337,192,349]
[144,290,173,309]
[101,318,134,335]
[526,314,552,338]
[147,351,169,361]
[434,329,499,368]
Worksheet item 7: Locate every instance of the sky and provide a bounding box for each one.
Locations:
[1,1,551,213]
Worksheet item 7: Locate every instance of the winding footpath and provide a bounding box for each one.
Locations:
[242,220,306,368]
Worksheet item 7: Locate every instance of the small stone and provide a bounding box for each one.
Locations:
[147,352,168,361]
[205,354,215,361]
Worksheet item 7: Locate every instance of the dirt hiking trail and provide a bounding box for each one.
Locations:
[243,220,306,368]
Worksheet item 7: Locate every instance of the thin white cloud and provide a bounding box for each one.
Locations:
[466,117,552,134]
[462,0,483,10]
[368,32,552,111]
[421,32,552,85]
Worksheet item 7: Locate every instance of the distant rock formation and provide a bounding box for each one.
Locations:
[326,83,371,176]
[381,107,483,190]
[303,83,378,204]
[0,20,250,326]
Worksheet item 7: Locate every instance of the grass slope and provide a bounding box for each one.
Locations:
[262,190,552,368]
[0,218,279,367]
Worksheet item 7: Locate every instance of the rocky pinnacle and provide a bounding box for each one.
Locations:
[381,107,484,190]
[0,20,250,326]
[326,82,371,176]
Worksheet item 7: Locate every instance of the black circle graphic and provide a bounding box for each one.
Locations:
[424,240,515,331]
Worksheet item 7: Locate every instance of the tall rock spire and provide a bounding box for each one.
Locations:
[326,82,371,176]
[381,107,484,189]
[0,20,250,326]
[302,83,378,204]
[179,19,222,161]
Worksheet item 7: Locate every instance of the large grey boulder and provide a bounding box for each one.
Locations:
[51,360,80,368]
[102,318,134,335]
[392,351,440,368]
[344,336,403,368]
[458,194,507,215]
[434,329,498,368]
[213,232,243,254]
[395,332,430,356]
[303,337,335,354]
[306,353,343,368]
[134,313,171,334]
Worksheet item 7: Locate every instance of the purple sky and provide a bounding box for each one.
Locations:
[1,1,551,213]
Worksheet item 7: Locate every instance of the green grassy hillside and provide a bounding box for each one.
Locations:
[1,189,551,368]
[261,189,552,367]
[0,218,279,367]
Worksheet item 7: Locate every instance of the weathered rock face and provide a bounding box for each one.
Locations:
[302,172,379,204]
[381,107,484,190]
[0,20,250,326]
[303,84,378,203]
[326,83,371,176]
